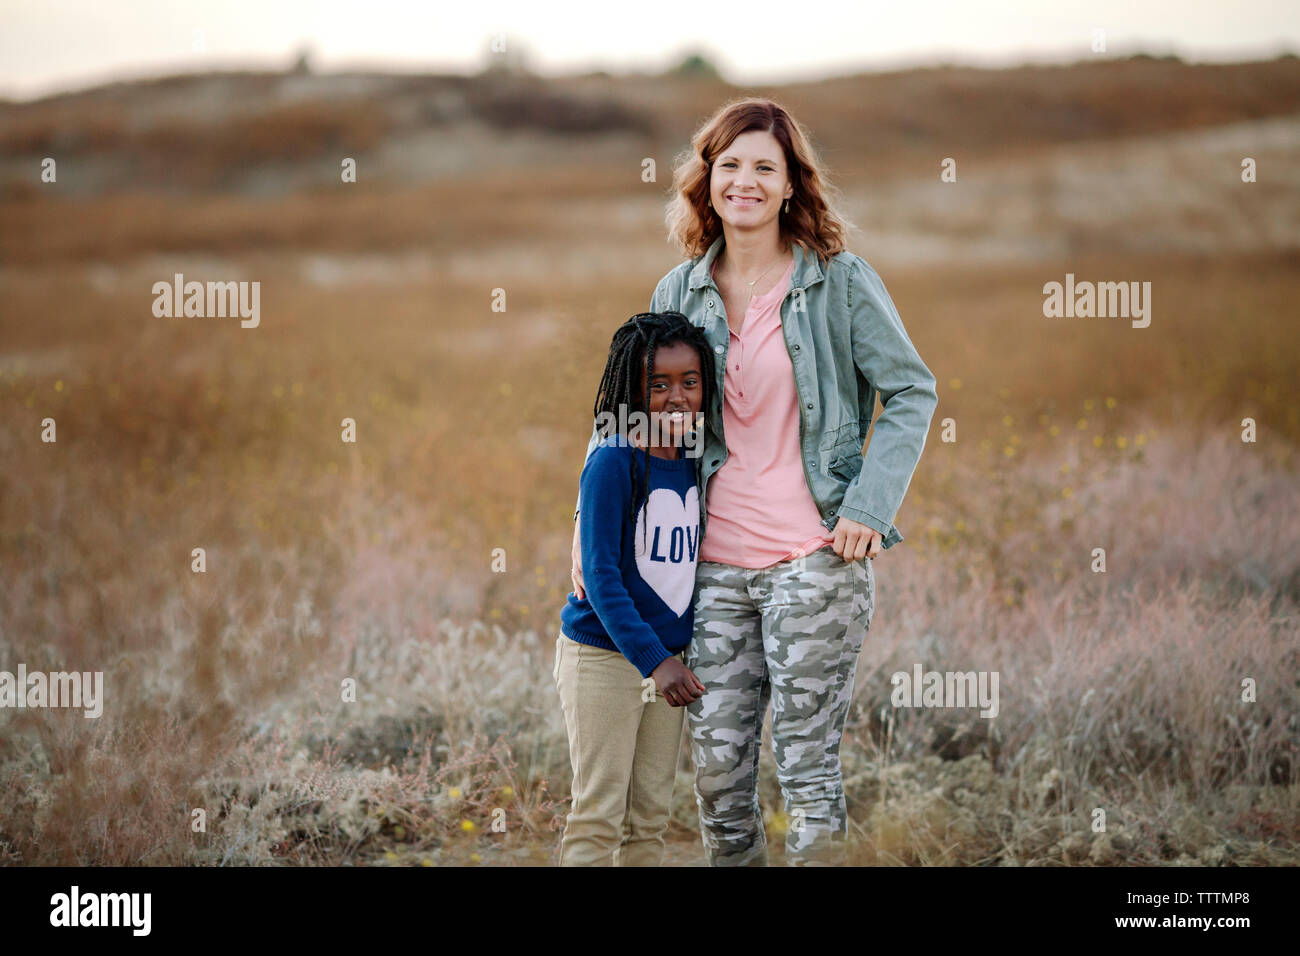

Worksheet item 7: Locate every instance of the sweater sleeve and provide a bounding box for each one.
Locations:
[573,419,601,521]
[579,447,675,679]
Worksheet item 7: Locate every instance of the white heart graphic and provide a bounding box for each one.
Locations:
[633,486,700,617]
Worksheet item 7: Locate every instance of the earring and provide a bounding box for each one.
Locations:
[784,198,790,213]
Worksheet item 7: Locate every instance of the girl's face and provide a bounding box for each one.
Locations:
[637,341,704,446]
[709,129,793,233]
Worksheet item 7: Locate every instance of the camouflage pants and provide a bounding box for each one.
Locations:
[685,543,874,866]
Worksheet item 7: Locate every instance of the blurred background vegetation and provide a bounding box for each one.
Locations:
[0,53,1296,865]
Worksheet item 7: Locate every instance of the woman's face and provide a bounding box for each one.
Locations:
[709,129,793,234]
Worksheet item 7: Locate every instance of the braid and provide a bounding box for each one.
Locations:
[592,311,715,556]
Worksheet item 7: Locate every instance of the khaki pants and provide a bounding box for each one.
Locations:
[553,633,686,866]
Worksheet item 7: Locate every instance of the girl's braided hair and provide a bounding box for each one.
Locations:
[592,311,714,553]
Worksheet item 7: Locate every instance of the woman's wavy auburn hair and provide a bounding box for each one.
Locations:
[664,97,855,265]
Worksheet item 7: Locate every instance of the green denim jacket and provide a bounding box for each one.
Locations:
[575,235,937,551]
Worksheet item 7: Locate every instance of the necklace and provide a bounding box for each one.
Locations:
[721,248,788,306]
[743,257,781,294]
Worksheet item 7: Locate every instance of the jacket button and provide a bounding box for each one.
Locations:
[707,299,714,308]
[793,344,800,350]
[714,345,724,354]
[806,403,813,409]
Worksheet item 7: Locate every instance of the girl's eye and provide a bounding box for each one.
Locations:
[721,162,772,170]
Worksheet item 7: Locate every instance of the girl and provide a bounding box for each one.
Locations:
[554,311,713,866]
[571,99,938,865]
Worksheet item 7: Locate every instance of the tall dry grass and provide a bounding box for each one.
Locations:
[1,349,1294,863]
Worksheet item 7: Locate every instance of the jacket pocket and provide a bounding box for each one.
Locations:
[822,421,863,480]
[829,447,863,481]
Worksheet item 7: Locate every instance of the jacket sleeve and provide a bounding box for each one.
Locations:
[579,447,674,678]
[573,275,672,521]
[836,256,938,547]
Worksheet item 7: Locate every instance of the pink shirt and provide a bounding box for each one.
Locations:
[698,256,832,569]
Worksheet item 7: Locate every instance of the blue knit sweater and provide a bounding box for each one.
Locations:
[560,436,700,678]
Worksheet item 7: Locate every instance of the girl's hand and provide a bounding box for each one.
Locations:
[832,516,882,562]
[651,656,706,707]
[571,519,585,600]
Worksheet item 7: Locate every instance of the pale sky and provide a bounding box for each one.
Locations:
[1,0,1297,101]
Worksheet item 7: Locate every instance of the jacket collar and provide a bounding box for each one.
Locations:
[688,233,825,293]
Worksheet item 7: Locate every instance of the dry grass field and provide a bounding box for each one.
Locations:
[0,55,1297,865]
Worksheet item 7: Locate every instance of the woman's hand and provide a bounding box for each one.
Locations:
[832,516,882,562]
[571,518,585,600]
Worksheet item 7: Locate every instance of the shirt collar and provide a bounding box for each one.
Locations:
[689,233,825,293]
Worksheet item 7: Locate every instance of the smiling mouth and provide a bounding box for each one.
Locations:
[727,196,762,205]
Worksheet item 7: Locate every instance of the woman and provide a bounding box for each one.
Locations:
[571,97,937,865]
